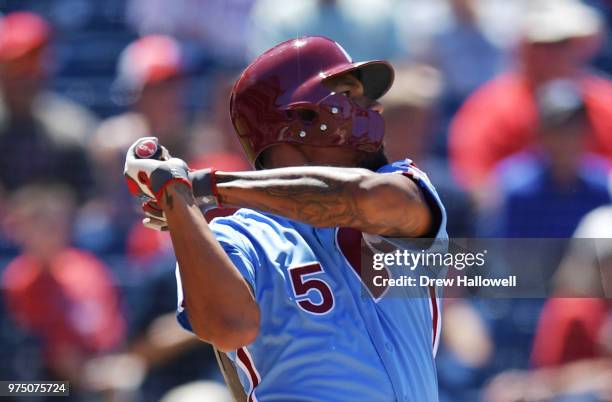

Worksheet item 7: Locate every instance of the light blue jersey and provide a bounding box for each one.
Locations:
[176,160,447,402]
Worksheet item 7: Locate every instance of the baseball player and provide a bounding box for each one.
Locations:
[124,36,447,402]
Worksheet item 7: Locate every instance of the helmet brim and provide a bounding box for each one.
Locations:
[322,60,395,100]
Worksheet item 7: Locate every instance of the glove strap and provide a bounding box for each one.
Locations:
[210,169,221,207]
[190,168,222,206]
[149,165,192,201]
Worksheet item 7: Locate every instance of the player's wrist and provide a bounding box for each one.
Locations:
[189,168,222,206]
[154,177,192,202]
[158,180,194,210]
[146,158,191,200]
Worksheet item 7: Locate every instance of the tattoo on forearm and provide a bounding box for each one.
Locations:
[218,172,378,230]
[164,188,174,210]
[175,183,196,206]
[215,168,427,235]
[163,183,196,211]
[260,179,369,228]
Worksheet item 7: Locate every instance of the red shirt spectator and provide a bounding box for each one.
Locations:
[449,73,612,188]
[449,1,611,190]
[531,298,607,367]
[2,248,125,366]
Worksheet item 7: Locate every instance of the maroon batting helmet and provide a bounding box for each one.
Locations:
[229,36,394,167]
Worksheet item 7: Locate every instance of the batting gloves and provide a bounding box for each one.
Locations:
[141,200,169,231]
[124,137,191,201]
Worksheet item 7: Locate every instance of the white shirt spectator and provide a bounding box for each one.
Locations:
[126,0,255,64]
[248,0,402,61]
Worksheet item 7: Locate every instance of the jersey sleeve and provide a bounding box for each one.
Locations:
[373,159,448,244]
[364,160,448,280]
[175,215,260,333]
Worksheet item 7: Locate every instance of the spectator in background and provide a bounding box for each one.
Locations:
[0,12,97,202]
[449,0,612,198]
[533,206,612,367]
[470,79,612,399]
[0,287,46,388]
[248,0,402,61]
[96,35,191,159]
[381,63,475,237]
[85,36,249,255]
[190,75,251,171]
[486,80,611,238]
[393,0,520,60]
[1,185,126,399]
[82,35,191,254]
[484,207,612,402]
[159,381,232,402]
[126,0,255,67]
[420,0,506,111]
[587,0,612,74]
[82,311,218,402]
[436,300,493,402]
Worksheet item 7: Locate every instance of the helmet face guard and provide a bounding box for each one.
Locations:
[230,36,394,167]
[282,92,385,152]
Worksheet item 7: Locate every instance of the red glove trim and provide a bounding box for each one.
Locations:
[153,178,193,201]
[125,175,143,196]
[210,168,222,207]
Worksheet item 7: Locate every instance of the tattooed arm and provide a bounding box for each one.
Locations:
[214,166,433,237]
[159,183,260,351]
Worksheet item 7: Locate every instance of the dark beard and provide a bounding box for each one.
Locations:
[358,146,389,171]
[256,145,389,171]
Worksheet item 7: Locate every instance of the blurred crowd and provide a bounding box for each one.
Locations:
[1,0,612,401]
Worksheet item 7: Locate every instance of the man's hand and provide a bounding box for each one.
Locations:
[142,200,169,231]
[124,137,191,201]
[123,137,221,231]
[123,138,260,351]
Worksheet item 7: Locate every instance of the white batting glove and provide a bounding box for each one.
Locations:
[141,200,168,231]
[124,137,191,202]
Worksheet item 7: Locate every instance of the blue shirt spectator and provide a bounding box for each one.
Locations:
[491,152,611,237]
[485,79,612,238]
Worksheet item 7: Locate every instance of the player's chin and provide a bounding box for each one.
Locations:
[358,147,389,171]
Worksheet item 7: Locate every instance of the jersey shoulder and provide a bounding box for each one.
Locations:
[209,208,305,256]
[376,158,433,186]
[209,207,295,235]
[375,158,448,243]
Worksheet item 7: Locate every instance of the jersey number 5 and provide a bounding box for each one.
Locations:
[288,263,334,315]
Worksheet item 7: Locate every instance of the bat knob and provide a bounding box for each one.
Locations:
[133,137,169,160]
